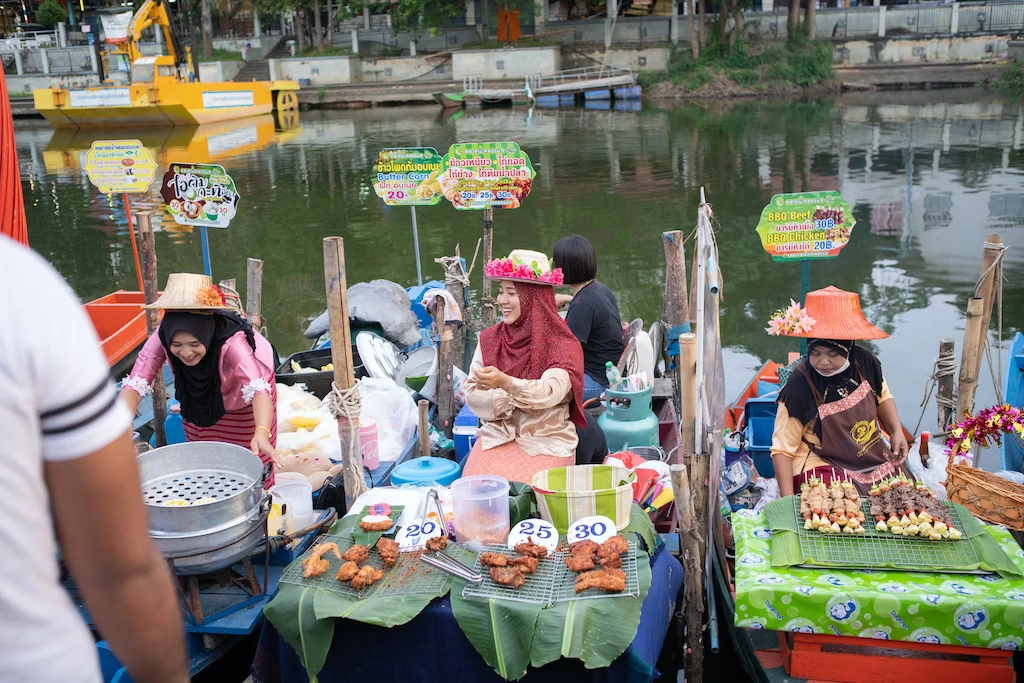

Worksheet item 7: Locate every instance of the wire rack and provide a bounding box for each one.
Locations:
[280,534,450,598]
[791,497,983,572]
[461,545,561,606]
[551,540,641,603]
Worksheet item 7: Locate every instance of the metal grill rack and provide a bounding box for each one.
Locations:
[551,541,641,603]
[142,470,251,504]
[281,534,450,598]
[461,545,561,606]
[791,497,983,572]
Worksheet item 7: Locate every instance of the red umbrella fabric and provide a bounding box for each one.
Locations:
[0,68,28,246]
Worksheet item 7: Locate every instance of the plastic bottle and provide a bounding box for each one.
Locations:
[605,361,623,389]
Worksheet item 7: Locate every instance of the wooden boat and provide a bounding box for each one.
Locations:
[432,91,466,108]
[84,290,149,376]
[1001,331,1024,473]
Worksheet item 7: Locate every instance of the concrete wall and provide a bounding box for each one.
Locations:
[359,55,452,83]
[452,47,560,80]
[213,37,263,52]
[834,34,1011,66]
[4,72,101,95]
[274,55,360,86]
[1010,40,1024,62]
[566,47,670,72]
[198,60,244,82]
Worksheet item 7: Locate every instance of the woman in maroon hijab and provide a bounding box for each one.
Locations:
[462,250,587,484]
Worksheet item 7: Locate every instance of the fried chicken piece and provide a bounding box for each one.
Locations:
[302,542,341,578]
[359,515,394,532]
[568,539,599,556]
[599,553,623,570]
[342,544,370,564]
[565,552,596,572]
[490,566,526,589]
[376,537,400,568]
[425,535,449,552]
[513,536,548,559]
[574,568,627,594]
[508,556,539,574]
[598,535,629,559]
[479,552,509,568]
[335,561,359,582]
[350,565,384,590]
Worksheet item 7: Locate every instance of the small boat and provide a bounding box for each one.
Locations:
[1001,331,1024,472]
[432,91,466,108]
[84,290,150,376]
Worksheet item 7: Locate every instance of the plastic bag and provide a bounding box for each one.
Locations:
[360,377,417,462]
[995,470,1024,485]
[905,441,950,500]
[753,478,780,512]
[276,383,322,423]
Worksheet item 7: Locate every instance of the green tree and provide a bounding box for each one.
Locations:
[390,0,465,34]
[36,0,68,28]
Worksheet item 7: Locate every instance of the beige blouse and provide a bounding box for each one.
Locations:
[463,344,578,458]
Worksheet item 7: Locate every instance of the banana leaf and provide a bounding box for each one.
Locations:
[509,482,536,527]
[332,505,404,547]
[263,584,336,683]
[623,505,658,555]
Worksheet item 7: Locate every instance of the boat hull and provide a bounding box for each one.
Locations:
[1001,331,1024,473]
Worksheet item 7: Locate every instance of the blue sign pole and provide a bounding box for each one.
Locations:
[800,260,811,356]
[200,226,212,277]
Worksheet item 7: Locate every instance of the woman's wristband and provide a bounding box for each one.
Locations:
[255,425,272,438]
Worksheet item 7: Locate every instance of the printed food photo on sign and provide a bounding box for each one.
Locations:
[755,191,855,262]
[160,163,240,229]
[370,147,444,207]
[440,142,536,210]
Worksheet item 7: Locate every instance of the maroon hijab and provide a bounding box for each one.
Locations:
[480,281,587,429]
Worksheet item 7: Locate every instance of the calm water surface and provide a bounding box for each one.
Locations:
[15,91,1024,462]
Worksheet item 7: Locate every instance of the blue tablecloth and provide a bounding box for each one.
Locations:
[252,544,683,683]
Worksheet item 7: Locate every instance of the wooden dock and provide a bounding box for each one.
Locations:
[459,66,640,107]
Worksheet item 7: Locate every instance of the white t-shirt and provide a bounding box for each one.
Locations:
[0,237,132,683]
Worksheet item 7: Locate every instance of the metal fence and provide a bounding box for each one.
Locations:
[4,45,95,74]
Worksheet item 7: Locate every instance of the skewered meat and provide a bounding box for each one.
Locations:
[336,561,359,582]
[425,535,449,552]
[490,566,526,589]
[343,544,370,564]
[508,556,539,574]
[303,542,342,578]
[514,537,548,559]
[351,565,384,590]
[574,568,626,593]
[479,552,509,568]
[376,537,400,568]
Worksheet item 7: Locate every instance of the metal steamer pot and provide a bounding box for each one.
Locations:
[138,442,270,575]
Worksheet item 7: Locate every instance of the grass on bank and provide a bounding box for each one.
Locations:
[197,48,243,63]
[990,63,1024,98]
[638,36,834,92]
[296,46,352,57]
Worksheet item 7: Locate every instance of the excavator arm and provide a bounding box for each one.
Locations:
[126,0,187,69]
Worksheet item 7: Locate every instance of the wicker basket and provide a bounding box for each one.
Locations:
[945,428,1024,531]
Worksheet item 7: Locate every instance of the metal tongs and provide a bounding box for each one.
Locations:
[417,488,482,582]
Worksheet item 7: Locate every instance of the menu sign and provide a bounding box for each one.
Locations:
[755,191,855,262]
[371,147,444,206]
[439,141,535,210]
[160,163,240,229]
[83,139,156,194]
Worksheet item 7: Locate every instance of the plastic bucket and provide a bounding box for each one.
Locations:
[269,481,314,536]
[450,475,510,544]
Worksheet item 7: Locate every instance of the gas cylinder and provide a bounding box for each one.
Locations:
[597,385,660,453]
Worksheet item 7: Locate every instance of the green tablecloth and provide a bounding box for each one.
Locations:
[732,508,1024,650]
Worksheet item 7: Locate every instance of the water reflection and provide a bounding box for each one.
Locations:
[16,93,1024,452]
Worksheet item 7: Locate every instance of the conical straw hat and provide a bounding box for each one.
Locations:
[784,286,888,340]
[142,273,233,311]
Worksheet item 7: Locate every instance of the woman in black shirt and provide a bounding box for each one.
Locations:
[553,235,625,402]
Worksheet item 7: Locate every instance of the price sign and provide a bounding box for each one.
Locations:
[439,142,535,210]
[755,191,855,262]
[395,520,444,550]
[83,139,157,194]
[506,519,559,554]
[567,515,616,545]
[370,147,444,207]
[160,162,240,229]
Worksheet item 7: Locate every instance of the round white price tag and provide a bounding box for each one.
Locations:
[566,515,616,545]
[506,519,559,554]
[395,520,444,550]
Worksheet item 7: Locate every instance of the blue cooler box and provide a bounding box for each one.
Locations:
[453,404,479,465]
[743,396,778,478]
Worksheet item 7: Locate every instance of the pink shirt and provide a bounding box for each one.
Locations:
[122,329,276,410]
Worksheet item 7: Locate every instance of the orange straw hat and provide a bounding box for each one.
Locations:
[766,285,888,341]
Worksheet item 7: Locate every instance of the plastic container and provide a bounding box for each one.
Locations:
[276,348,366,399]
[451,475,510,544]
[390,456,461,487]
[359,419,380,470]
[743,396,778,478]
[452,403,479,464]
[269,481,314,536]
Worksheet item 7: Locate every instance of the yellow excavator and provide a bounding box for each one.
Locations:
[34,0,299,129]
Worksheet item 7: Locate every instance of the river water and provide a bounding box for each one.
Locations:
[14,91,1024,466]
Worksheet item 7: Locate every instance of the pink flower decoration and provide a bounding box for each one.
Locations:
[483,258,564,285]
[766,299,816,336]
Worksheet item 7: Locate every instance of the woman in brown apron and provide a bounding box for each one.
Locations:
[768,287,910,497]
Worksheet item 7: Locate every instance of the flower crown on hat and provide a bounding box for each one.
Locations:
[484,256,565,285]
[766,299,816,336]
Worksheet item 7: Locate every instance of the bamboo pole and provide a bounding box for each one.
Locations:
[679,333,697,459]
[246,257,264,328]
[137,212,167,448]
[661,230,688,331]
[671,463,704,683]
[433,301,458,439]
[975,234,1002,351]
[322,237,366,503]
[219,278,236,290]
[481,209,495,326]
[418,399,430,458]
[688,241,698,326]
[956,298,985,419]
[936,338,955,432]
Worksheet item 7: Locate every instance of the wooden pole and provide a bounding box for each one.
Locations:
[433,300,458,440]
[246,257,264,328]
[671,463,704,683]
[219,278,236,290]
[481,209,495,326]
[688,241,698,326]
[661,230,688,330]
[437,251,469,360]
[136,212,167,448]
[679,333,697,459]
[418,399,430,458]
[975,234,1002,349]
[323,237,366,503]
[937,338,956,432]
[956,297,985,419]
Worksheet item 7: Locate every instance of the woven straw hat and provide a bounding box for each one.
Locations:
[484,249,564,286]
[142,273,233,311]
[786,286,888,340]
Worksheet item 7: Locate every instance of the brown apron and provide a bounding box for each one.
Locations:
[797,364,905,494]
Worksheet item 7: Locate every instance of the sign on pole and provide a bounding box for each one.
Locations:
[371,147,444,206]
[440,141,536,210]
[755,191,855,262]
[83,139,157,194]
[160,163,240,229]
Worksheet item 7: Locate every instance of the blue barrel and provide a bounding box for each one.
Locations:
[390,456,462,487]
[597,385,660,453]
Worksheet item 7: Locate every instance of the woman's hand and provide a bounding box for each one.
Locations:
[554,293,574,309]
[252,429,279,468]
[473,366,513,391]
[888,429,909,460]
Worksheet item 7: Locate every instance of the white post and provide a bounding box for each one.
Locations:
[877,5,886,37]
[281,11,287,34]
[268,58,281,80]
[57,22,67,47]
[14,49,23,75]
[950,4,959,33]
[763,0,774,11]
[535,0,545,32]
[254,14,262,37]
[605,0,618,49]
[409,38,417,56]
[363,5,371,30]
[671,0,679,44]
[351,28,359,54]
[466,0,476,26]
[89,45,99,73]
[41,48,50,74]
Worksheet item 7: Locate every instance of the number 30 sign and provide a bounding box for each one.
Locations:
[566,515,617,544]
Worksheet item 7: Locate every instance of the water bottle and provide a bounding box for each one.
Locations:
[605,361,623,389]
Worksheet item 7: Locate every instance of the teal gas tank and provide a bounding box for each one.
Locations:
[596,385,660,453]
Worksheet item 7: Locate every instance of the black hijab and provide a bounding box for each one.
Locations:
[777,339,884,438]
[159,311,256,428]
